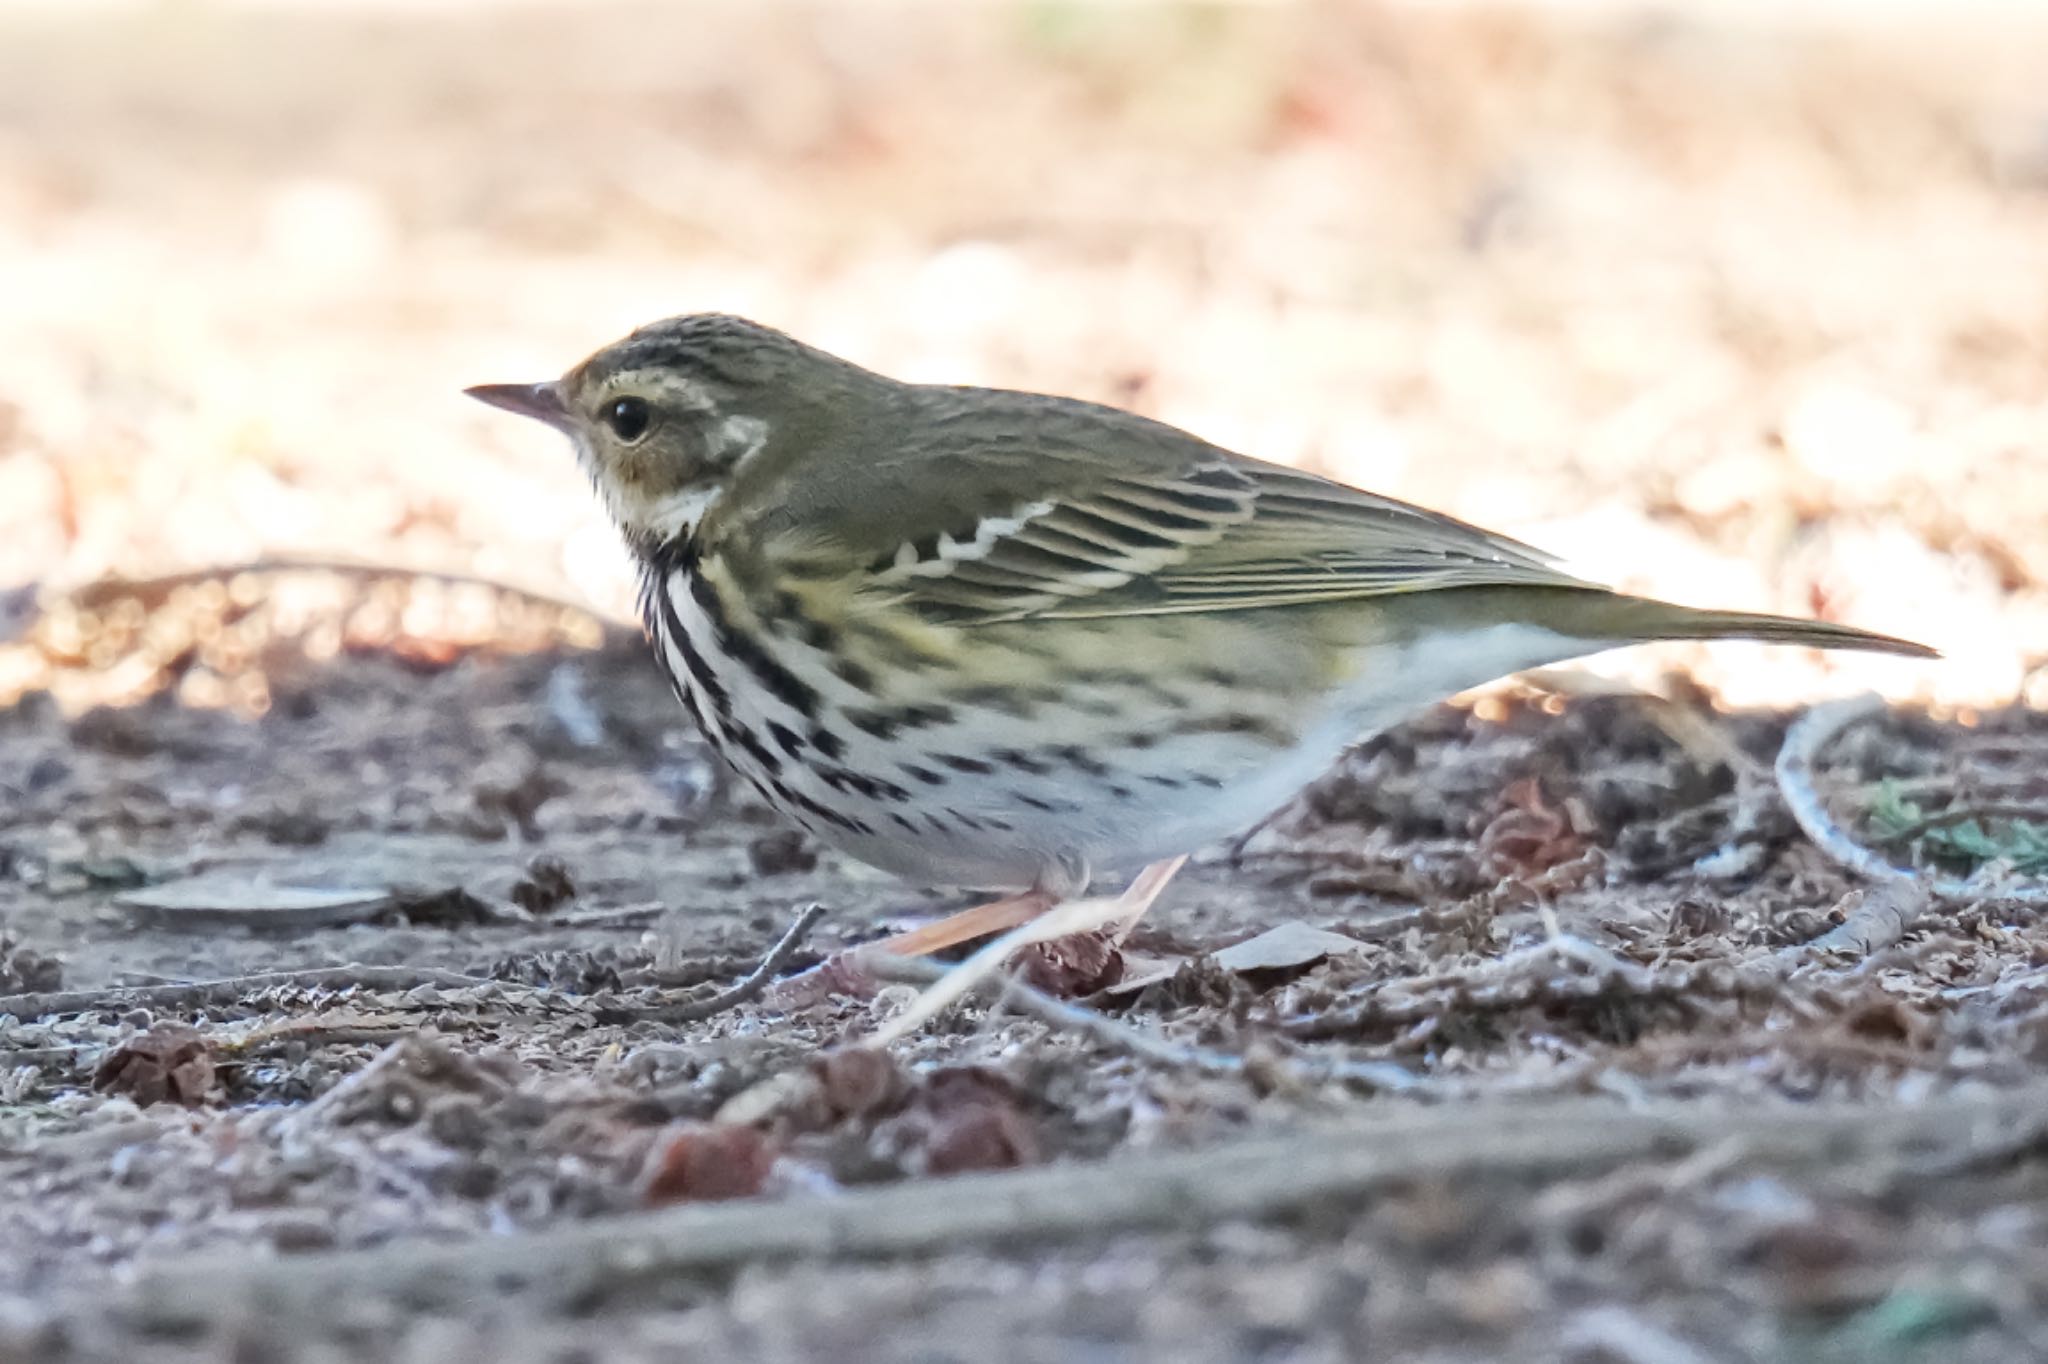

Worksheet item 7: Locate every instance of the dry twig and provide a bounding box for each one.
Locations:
[0,966,506,1022]
[1795,880,1931,959]
[866,953,1424,1093]
[596,903,827,1024]
[1774,695,2048,906]
[1284,946,1784,1042]
[111,1085,2048,1326]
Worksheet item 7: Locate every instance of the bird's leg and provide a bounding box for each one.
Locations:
[1101,854,1186,946]
[760,887,1056,1008]
[870,855,1188,1044]
[863,888,1059,959]
[763,858,1186,1013]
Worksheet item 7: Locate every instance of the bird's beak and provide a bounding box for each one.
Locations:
[465,381,574,432]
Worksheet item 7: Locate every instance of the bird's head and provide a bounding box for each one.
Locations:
[467,313,869,556]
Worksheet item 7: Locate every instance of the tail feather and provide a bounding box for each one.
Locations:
[1582,593,1938,660]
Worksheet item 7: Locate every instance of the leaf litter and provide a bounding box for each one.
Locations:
[0,624,2042,1360]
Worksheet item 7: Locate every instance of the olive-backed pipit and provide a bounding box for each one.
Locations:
[470,315,1932,956]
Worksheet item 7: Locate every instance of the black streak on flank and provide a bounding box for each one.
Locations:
[832,658,879,692]
[848,704,959,741]
[820,767,912,804]
[654,577,731,718]
[785,786,862,834]
[938,754,995,775]
[682,553,821,722]
[735,726,784,777]
[1181,713,1293,746]
[992,748,1053,776]
[768,722,807,757]
[672,682,707,733]
[901,763,947,786]
[1050,744,1110,778]
[847,709,899,740]
[954,685,1036,718]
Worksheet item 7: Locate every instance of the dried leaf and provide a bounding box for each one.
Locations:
[916,1069,1041,1175]
[924,1101,1040,1175]
[1018,930,1124,997]
[1210,922,1371,974]
[1478,777,1592,879]
[93,1024,217,1107]
[0,933,61,994]
[638,1122,777,1205]
[746,829,819,877]
[1107,922,1369,997]
[812,1047,911,1121]
[509,854,577,916]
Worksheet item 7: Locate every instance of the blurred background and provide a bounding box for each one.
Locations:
[1,0,2043,713]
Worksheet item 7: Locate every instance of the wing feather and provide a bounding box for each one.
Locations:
[871,456,1587,625]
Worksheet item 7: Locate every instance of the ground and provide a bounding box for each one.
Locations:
[2,2,2047,1361]
[2,601,2045,1362]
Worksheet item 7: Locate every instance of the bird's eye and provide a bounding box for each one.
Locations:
[604,396,652,442]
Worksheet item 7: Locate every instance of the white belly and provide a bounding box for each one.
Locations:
[652,555,1587,892]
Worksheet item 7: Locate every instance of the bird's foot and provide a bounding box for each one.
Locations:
[762,887,1058,1008]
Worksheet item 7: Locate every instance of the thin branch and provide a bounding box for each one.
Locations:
[1776,695,1910,881]
[1773,695,2048,906]
[865,953,1424,1094]
[550,902,671,931]
[595,903,827,1024]
[109,1085,2048,1327]
[1795,880,1930,959]
[0,966,505,1022]
[1284,945,1783,1042]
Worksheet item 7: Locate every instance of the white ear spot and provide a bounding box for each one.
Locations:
[711,414,770,466]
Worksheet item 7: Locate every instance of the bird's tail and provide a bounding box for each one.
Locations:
[1561,591,1937,659]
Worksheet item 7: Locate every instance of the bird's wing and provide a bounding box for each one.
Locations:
[787,390,1595,626]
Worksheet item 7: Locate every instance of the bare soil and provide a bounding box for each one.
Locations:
[2,591,2046,1362]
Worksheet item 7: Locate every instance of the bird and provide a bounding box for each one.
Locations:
[468,313,1934,959]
